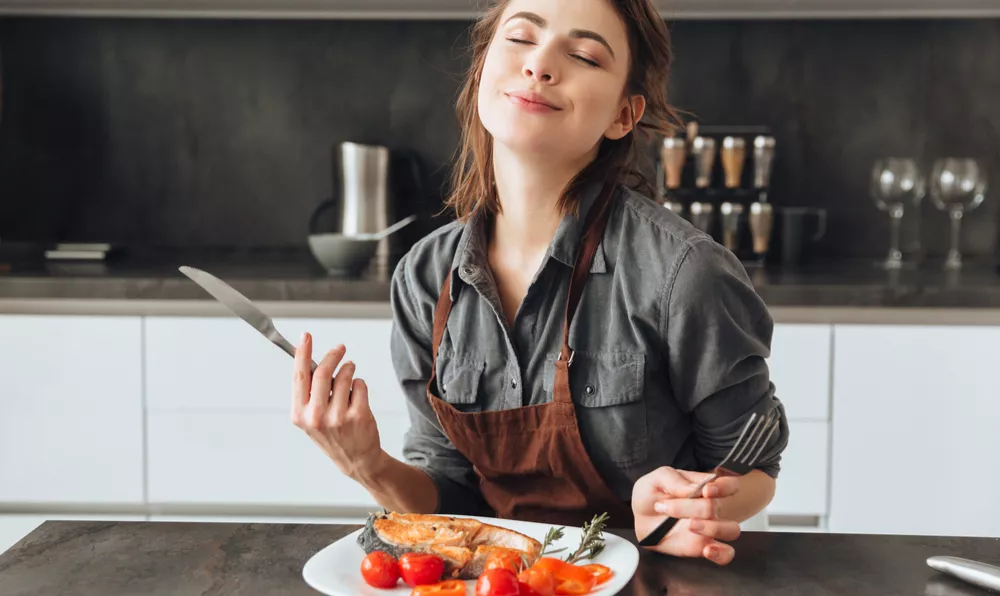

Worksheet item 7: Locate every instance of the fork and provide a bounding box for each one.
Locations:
[637,409,781,547]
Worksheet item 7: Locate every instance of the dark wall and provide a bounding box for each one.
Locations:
[0,16,998,261]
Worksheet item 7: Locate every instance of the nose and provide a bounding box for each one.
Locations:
[521,47,559,85]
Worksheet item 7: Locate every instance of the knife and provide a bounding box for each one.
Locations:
[178,266,317,373]
[928,556,1000,592]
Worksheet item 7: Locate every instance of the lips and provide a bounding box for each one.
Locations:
[505,89,562,112]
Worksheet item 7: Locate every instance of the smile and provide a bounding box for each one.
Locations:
[505,91,562,113]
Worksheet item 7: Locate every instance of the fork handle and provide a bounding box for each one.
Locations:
[637,473,718,547]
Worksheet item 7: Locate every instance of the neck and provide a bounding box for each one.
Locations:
[490,143,591,257]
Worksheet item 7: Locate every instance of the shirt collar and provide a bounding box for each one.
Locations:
[448,182,610,301]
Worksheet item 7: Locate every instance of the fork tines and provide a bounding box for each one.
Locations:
[724,408,781,472]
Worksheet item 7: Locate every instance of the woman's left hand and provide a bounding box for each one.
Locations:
[632,466,742,565]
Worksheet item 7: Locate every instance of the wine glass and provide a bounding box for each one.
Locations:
[929,158,987,270]
[870,158,925,269]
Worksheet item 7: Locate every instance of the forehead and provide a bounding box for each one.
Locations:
[499,0,629,52]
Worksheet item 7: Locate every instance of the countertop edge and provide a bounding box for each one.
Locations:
[5,298,1000,325]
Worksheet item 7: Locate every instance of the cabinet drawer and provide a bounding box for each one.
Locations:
[0,315,144,505]
[768,421,829,517]
[768,324,832,421]
[145,317,406,414]
[146,409,410,508]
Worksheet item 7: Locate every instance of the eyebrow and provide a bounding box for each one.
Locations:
[504,11,617,60]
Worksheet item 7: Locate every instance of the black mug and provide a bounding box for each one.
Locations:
[779,207,827,266]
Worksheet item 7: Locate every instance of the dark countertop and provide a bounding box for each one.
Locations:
[3,247,1000,310]
[2,521,1000,595]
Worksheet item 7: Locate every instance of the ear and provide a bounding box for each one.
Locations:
[604,95,647,141]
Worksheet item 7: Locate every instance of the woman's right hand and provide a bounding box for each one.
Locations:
[291,332,384,483]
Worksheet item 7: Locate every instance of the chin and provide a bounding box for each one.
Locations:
[480,99,567,156]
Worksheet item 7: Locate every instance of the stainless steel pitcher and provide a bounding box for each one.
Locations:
[332,142,423,269]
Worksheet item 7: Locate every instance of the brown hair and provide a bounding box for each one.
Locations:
[444,0,682,221]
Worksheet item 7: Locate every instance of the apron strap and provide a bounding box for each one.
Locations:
[558,182,617,367]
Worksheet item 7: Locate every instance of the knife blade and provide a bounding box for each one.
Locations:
[928,556,1000,592]
[178,266,317,372]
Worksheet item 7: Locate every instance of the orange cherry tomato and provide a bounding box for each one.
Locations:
[530,558,595,591]
[517,566,556,596]
[579,564,613,586]
[410,579,467,596]
[485,549,525,574]
[360,551,400,588]
[475,568,521,596]
[399,552,445,587]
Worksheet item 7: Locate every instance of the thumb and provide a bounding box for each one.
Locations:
[645,467,706,499]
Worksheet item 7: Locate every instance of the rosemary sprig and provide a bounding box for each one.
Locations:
[564,512,609,564]
[539,525,567,557]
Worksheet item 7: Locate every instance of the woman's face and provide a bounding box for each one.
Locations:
[477,0,635,161]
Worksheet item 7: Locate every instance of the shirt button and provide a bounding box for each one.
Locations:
[585,385,596,395]
[511,379,518,389]
[463,266,476,276]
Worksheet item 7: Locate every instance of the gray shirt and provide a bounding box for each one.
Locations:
[389,182,790,516]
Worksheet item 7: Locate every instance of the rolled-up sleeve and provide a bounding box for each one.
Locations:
[661,238,789,478]
[389,253,491,515]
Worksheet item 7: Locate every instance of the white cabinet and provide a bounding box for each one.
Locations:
[144,317,405,413]
[143,316,408,509]
[0,315,144,505]
[829,325,1000,537]
[768,421,828,518]
[146,410,410,508]
[769,324,832,421]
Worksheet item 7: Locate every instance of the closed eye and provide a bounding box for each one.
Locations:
[573,54,599,67]
[507,37,533,45]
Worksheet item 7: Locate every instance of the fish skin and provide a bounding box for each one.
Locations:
[357,511,543,579]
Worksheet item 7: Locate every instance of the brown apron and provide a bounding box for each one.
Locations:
[425,182,635,529]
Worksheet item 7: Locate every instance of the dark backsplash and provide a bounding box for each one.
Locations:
[1,16,999,262]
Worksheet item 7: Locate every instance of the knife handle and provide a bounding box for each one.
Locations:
[273,336,319,373]
[928,556,1000,592]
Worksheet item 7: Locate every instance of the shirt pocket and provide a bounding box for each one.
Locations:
[437,353,486,413]
[545,351,649,466]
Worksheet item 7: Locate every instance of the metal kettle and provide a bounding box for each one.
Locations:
[310,142,426,271]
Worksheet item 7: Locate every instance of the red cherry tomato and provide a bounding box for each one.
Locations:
[475,568,521,596]
[399,553,446,587]
[517,567,556,596]
[411,579,467,595]
[360,551,400,589]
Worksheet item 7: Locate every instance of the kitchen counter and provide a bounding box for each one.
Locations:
[2,521,1000,595]
[3,248,1000,323]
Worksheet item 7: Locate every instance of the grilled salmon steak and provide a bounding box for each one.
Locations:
[356,511,543,579]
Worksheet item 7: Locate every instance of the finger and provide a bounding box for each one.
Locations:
[674,468,720,485]
[689,519,741,542]
[306,345,345,424]
[292,332,312,414]
[646,467,707,498]
[703,542,736,566]
[348,378,370,415]
[703,476,741,499]
[328,360,356,423]
[654,497,719,520]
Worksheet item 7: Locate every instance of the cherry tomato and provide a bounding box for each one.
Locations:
[486,549,525,574]
[399,553,446,587]
[475,568,521,596]
[579,564,613,586]
[410,579,467,596]
[517,567,556,596]
[360,551,400,589]
[530,559,594,595]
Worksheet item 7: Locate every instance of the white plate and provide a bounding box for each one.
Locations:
[302,515,640,596]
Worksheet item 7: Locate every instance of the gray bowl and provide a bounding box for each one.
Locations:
[307,234,379,277]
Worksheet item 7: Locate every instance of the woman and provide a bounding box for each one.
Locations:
[291,0,789,566]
